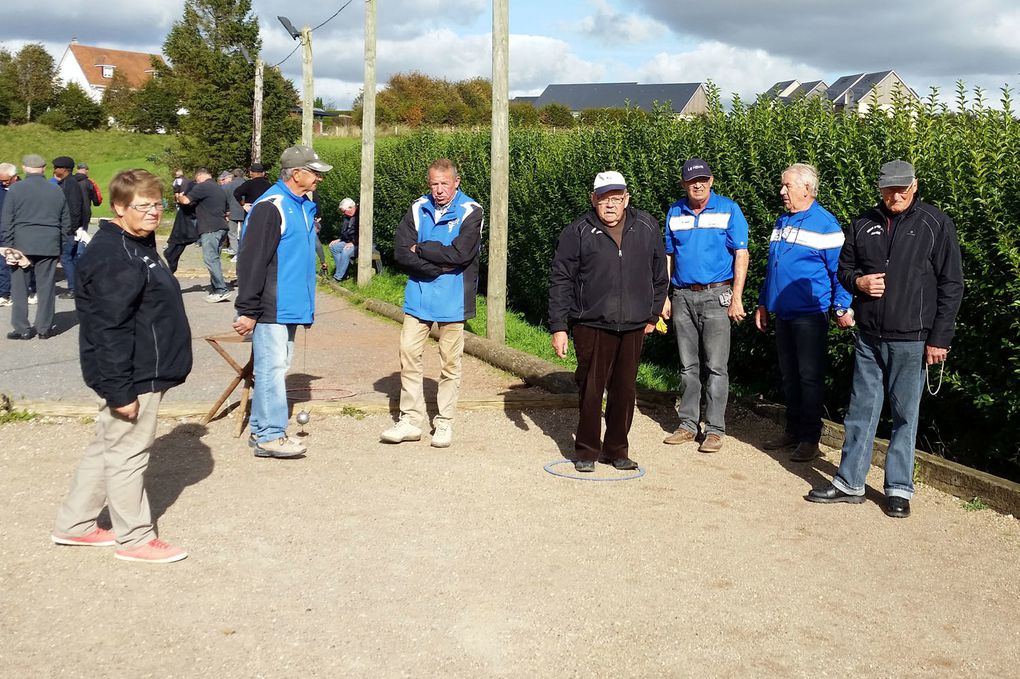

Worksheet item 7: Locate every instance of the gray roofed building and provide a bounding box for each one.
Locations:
[765,71,918,114]
[764,79,830,104]
[513,82,708,116]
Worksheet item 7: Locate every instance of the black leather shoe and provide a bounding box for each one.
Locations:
[805,483,866,504]
[6,329,36,340]
[573,460,595,473]
[883,496,911,518]
[599,457,639,470]
[37,325,58,339]
[790,441,821,462]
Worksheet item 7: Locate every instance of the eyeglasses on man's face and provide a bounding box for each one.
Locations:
[300,167,324,179]
[128,201,167,213]
[597,195,627,206]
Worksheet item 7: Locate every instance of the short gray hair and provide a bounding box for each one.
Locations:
[0,162,16,178]
[280,168,299,181]
[783,163,819,197]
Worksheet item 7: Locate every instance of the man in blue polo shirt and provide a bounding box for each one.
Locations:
[662,159,749,453]
[754,163,853,462]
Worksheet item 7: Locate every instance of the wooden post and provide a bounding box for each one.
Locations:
[252,58,264,163]
[357,0,377,287]
[487,0,510,343]
[301,26,314,147]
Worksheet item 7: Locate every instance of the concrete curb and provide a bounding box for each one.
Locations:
[327,279,1020,517]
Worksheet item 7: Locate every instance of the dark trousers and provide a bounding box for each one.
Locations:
[11,256,57,334]
[775,313,828,443]
[60,238,77,291]
[163,242,188,273]
[572,324,645,462]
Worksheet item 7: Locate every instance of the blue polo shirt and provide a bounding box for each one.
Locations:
[664,191,748,287]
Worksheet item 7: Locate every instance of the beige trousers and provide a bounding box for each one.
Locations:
[53,391,163,548]
[398,314,464,427]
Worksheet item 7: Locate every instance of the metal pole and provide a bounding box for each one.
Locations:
[252,58,264,163]
[301,26,314,147]
[357,0,377,286]
[487,0,510,343]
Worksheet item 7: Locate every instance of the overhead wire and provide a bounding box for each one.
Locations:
[271,0,354,68]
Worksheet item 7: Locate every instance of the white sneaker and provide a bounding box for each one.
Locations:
[28,294,37,305]
[431,421,453,448]
[0,297,11,307]
[380,417,422,443]
[204,291,231,303]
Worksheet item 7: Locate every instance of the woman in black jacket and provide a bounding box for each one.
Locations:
[52,169,193,564]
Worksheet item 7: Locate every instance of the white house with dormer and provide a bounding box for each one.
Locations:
[56,39,163,102]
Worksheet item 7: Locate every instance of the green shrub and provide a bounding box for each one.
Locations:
[318,85,1020,481]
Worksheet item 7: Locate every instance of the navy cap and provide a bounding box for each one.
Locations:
[681,158,712,182]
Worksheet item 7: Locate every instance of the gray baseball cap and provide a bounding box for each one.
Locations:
[22,154,46,168]
[878,160,916,188]
[279,145,333,172]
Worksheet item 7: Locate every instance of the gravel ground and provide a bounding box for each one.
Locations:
[2,402,1017,678]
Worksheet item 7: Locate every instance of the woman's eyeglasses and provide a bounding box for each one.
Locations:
[128,201,167,213]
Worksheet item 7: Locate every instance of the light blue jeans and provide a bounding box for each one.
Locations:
[250,323,297,442]
[200,229,228,294]
[329,241,357,281]
[671,286,732,436]
[833,334,925,500]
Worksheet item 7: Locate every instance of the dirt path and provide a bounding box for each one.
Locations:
[2,401,1017,678]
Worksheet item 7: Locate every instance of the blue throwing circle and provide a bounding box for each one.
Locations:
[543,459,646,482]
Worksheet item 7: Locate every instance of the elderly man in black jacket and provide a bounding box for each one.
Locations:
[807,160,964,518]
[0,154,68,339]
[52,156,86,299]
[548,171,669,472]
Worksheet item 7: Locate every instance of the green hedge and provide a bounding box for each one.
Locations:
[317,85,1020,481]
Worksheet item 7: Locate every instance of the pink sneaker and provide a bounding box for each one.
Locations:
[114,538,188,563]
[51,527,116,547]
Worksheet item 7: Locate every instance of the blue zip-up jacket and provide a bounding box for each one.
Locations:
[758,200,852,320]
[394,189,484,322]
[235,180,318,325]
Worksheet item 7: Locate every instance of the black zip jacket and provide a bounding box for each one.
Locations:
[837,197,963,346]
[548,207,668,333]
[75,220,193,407]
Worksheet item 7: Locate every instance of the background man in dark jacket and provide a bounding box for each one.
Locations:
[0,154,68,339]
[52,156,85,298]
[548,171,668,472]
[222,168,246,257]
[233,163,274,212]
[73,162,102,231]
[328,197,359,281]
[807,160,964,518]
[177,167,230,302]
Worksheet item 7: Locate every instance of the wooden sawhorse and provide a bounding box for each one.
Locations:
[202,333,254,437]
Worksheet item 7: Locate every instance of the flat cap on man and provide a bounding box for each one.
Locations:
[22,154,46,168]
[249,162,265,172]
[52,156,75,169]
[681,158,712,181]
[878,160,916,188]
[279,145,333,173]
[592,170,627,196]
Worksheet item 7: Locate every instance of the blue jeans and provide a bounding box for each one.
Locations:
[329,242,357,280]
[61,238,77,291]
[250,323,297,442]
[775,313,828,443]
[200,229,228,294]
[672,286,732,436]
[833,334,925,499]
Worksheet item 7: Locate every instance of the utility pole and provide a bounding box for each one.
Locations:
[301,26,314,147]
[357,0,377,287]
[487,0,510,343]
[252,57,264,163]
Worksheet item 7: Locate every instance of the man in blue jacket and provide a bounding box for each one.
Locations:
[380,159,483,449]
[754,164,853,462]
[234,145,332,459]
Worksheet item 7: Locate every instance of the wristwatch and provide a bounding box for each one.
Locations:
[835,309,850,318]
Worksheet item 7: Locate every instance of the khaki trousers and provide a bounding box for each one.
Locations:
[53,391,163,548]
[398,315,464,427]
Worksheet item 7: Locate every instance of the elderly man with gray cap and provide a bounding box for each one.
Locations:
[232,145,332,459]
[0,154,68,339]
[807,160,963,518]
[548,170,668,472]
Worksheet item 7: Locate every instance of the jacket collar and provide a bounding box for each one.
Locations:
[99,218,157,247]
[275,179,313,205]
[423,190,463,221]
[678,190,719,214]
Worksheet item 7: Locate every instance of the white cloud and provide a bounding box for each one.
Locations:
[575,0,667,44]
[510,35,603,92]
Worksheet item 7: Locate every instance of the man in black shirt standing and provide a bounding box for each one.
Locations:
[233,163,274,213]
[176,167,231,303]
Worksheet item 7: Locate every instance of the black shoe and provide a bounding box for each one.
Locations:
[763,431,798,451]
[6,329,36,340]
[58,291,74,300]
[37,325,58,339]
[598,457,639,470]
[883,496,911,518]
[805,483,866,504]
[573,460,595,473]
[790,441,821,462]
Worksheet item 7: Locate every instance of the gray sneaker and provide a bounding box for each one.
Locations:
[204,291,232,304]
[430,421,453,448]
[253,435,307,458]
[380,417,422,443]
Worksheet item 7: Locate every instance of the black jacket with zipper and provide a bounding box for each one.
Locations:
[548,206,668,333]
[837,197,963,347]
[75,220,193,407]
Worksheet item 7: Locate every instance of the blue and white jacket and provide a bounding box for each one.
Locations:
[394,189,484,322]
[235,180,318,325]
[758,200,852,320]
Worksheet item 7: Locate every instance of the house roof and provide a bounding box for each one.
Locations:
[68,43,163,89]
[523,82,704,113]
[765,80,798,98]
[824,73,866,102]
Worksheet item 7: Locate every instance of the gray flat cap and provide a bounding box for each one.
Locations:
[22,154,46,168]
[878,160,916,188]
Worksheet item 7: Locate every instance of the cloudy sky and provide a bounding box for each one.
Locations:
[2,0,1018,109]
